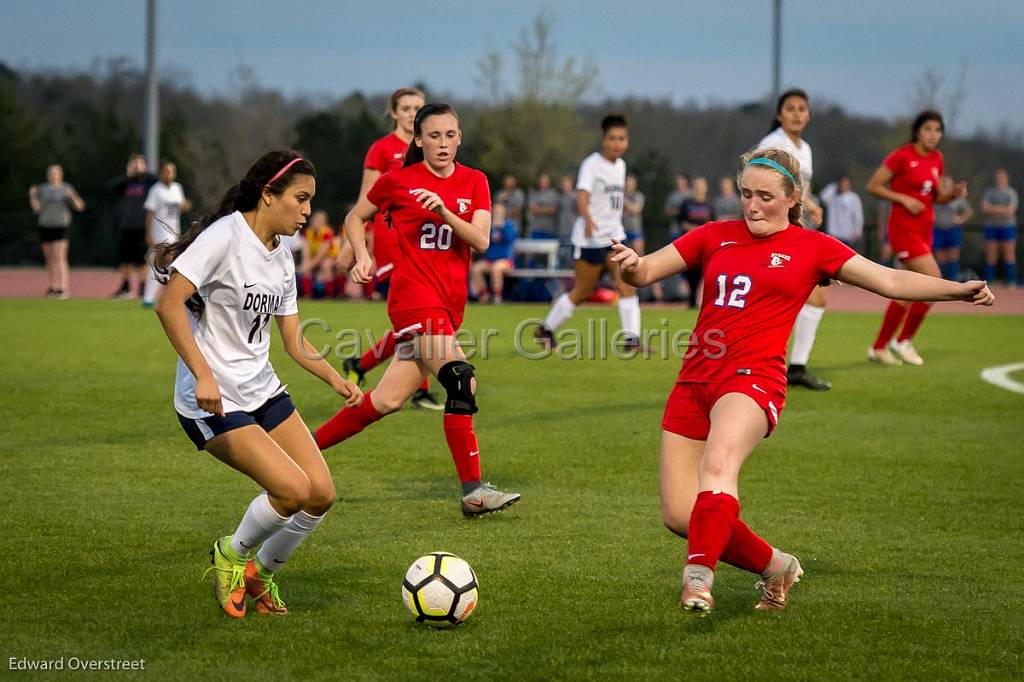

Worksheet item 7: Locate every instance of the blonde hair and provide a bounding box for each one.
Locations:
[738,147,804,225]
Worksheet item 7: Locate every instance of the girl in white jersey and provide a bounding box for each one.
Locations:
[535,114,643,352]
[755,89,831,391]
[153,150,363,618]
[143,161,191,308]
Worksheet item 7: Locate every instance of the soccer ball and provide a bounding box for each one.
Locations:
[402,552,478,628]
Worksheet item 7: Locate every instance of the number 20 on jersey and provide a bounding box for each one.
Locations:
[420,222,453,251]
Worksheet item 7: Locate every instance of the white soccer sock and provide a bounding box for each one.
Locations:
[230,492,292,558]
[544,293,576,331]
[255,510,327,573]
[789,304,825,366]
[142,268,162,305]
[618,295,641,340]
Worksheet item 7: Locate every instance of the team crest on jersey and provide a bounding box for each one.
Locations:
[457,198,472,212]
[769,252,791,268]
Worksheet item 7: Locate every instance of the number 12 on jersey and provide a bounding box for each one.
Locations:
[714,274,751,309]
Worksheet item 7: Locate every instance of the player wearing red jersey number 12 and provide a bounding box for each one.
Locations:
[316,103,521,518]
[611,147,993,615]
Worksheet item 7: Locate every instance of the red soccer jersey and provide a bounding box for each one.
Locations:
[367,162,491,317]
[364,133,410,269]
[884,143,944,237]
[672,220,856,384]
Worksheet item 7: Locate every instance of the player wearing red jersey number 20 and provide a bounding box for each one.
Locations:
[866,110,968,366]
[611,147,994,615]
[316,103,521,518]
[337,87,443,411]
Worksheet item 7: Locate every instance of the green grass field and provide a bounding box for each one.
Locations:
[2,298,1022,680]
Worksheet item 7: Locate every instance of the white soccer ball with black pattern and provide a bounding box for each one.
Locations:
[402,552,478,628]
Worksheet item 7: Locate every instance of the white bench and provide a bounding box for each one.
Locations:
[503,239,574,297]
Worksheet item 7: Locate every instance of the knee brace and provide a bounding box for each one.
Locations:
[437,361,478,415]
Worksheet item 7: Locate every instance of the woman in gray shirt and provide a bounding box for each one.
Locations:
[28,164,85,299]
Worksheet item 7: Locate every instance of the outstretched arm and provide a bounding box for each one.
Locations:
[835,254,994,305]
[610,241,688,288]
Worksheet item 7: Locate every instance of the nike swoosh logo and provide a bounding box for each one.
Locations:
[752,384,767,394]
[688,553,705,560]
[719,241,737,246]
[468,451,479,457]
[243,283,256,288]
[231,595,245,612]
[464,499,486,508]
[238,539,255,549]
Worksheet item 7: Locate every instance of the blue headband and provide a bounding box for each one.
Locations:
[746,157,797,185]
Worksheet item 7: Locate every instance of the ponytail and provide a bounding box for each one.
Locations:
[153,149,315,317]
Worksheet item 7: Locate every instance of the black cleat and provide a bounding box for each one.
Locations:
[342,357,366,387]
[410,388,444,411]
[787,366,831,391]
[533,324,557,349]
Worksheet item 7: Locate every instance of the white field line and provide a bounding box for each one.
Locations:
[980,362,1024,395]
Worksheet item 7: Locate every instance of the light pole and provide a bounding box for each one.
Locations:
[772,0,782,104]
[144,0,159,172]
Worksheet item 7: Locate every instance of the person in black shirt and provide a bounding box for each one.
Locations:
[677,176,716,308]
[111,154,157,298]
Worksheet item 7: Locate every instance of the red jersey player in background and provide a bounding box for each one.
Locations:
[316,103,521,518]
[339,87,443,410]
[866,110,968,366]
[611,147,993,615]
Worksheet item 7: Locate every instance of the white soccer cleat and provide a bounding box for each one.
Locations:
[754,553,803,611]
[888,340,924,366]
[867,346,903,365]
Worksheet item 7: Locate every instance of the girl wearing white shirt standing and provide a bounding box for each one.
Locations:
[755,89,831,391]
[143,162,191,307]
[535,114,642,351]
[153,150,362,619]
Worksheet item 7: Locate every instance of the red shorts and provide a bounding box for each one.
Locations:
[889,229,932,262]
[661,377,786,441]
[389,306,463,342]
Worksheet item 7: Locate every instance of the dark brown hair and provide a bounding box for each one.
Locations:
[403,103,459,167]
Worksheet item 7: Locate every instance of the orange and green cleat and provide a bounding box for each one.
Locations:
[246,559,287,615]
[204,536,248,618]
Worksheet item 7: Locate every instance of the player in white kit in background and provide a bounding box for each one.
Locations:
[535,114,642,351]
[755,89,831,391]
[143,162,191,308]
[153,150,362,618]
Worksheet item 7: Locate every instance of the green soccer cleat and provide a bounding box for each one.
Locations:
[342,357,366,387]
[204,536,248,618]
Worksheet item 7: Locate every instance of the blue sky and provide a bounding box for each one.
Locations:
[5,0,1022,134]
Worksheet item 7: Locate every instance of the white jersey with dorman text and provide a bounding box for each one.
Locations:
[756,127,813,190]
[571,152,627,248]
[170,211,298,418]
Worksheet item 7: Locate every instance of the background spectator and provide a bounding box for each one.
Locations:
[981,168,1018,286]
[110,154,156,299]
[623,174,646,254]
[527,173,559,239]
[470,203,516,304]
[677,176,714,309]
[28,164,84,299]
[664,173,691,238]
[495,173,525,234]
[820,175,864,250]
[932,175,972,281]
[556,174,578,266]
[712,176,741,220]
[299,209,342,298]
[142,161,191,307]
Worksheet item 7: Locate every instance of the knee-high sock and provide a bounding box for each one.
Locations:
[544,293,576,331]
[1008,262,1018,285]
[315,390,384,450]
[896,302,931,342]
[719,517,773,574]
[230,492,292,558]
[984,263,997,283]
[872,301,908,350]
[617,295,641,340]
[789,303,824,366]
[443,414,482,487]
[360,331,397,372]
[685,490,740,570]
[255,510,326,573]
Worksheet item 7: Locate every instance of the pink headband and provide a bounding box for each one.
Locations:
[265,157,304,187]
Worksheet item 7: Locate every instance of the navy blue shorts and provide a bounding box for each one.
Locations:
[933,227,963,250]
[984,225,1017,242]
[624,231,644,244]
[574,245,612,266]
[177,391,296,450]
